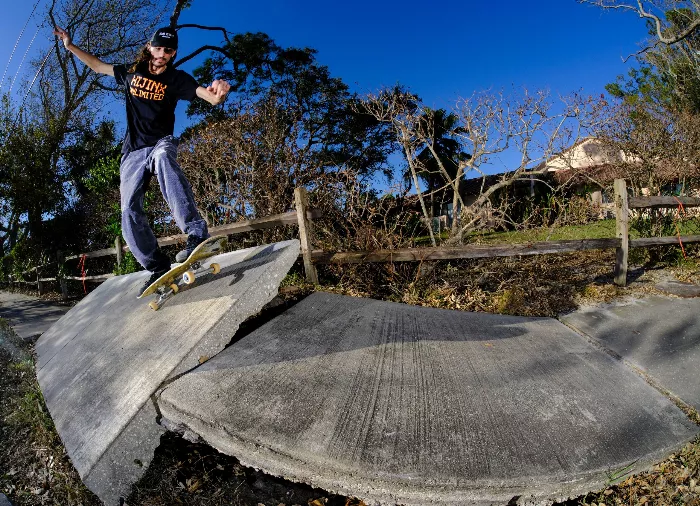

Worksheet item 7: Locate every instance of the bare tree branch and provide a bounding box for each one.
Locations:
[169,0,188,27]
[579,0,700,45]
[176,24,233,44]
[174,44,229,68]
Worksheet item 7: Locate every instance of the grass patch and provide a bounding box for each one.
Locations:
[322,249,623,317]
[474,219,620,243]
[413,220,618,246]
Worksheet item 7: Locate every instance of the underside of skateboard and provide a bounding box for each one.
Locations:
[148,260,222,311]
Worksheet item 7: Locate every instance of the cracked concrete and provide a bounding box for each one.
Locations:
[34,240,300,504]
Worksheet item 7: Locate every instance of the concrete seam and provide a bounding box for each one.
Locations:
[559,319,700,426]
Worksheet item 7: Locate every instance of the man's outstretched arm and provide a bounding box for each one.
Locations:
[53,26,114,77]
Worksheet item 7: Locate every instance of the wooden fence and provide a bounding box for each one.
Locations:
[6,180,700,296]
[311,179,699,287]
[8,188,320,297]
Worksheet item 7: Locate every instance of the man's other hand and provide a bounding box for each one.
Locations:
[206,79,231,104]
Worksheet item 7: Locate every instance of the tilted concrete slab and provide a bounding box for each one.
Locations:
[159,292,699,506]
[0,291,69,341]
[561,295,700,411]
[35,240,299,505]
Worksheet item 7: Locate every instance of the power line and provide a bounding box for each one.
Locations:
[9,25,42,95]
[15,46,54,125]
[1,0,44,92]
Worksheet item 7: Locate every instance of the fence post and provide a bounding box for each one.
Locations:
[115,236,123,271]
[37,267,43,296]
[614,179,629,287]
[57,251,69,300]
[294,187,319,284]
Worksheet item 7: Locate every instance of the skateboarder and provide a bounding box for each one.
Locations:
[53,25,230,295]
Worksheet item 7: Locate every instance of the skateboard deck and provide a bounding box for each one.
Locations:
[138,235,227,309]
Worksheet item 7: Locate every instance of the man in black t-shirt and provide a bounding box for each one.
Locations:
[53,26,231,296]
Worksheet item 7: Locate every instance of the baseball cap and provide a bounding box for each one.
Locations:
[150,27,178,49]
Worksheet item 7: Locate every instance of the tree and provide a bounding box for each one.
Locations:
[0,0,167,259]
[585,1,700,193]
[578,1,700,46]
[364,87,604,244]
[0,0,241,261]
[176,32,395,228]
[415,108,471,217]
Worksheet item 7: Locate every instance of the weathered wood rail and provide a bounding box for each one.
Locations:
[613,180,700,286]
[312,238,621,264]
[7,180,698,295]
[312,179,698,288]
[9,188,319,297]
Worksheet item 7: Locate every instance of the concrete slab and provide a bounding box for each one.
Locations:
[159,292,699,506]
[35,240,299,505]
[561,295,700,411]
[0,291,69,341]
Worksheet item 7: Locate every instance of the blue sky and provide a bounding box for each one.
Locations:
[0,0,651,178]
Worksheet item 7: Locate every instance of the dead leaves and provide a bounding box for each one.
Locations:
[576,442,700,505]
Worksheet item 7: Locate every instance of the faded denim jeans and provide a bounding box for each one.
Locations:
[120,136,208,272]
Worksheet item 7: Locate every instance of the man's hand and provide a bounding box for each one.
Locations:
[206,79,231,105]
[53,26,72,49]
[51,26,114,76]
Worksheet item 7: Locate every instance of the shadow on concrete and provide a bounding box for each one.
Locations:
[153,244,285,310]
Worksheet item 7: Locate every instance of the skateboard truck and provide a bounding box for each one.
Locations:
[147,261,222,311]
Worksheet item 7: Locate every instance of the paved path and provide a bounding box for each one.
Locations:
[561,295,700,411]
[0,291,69,341]
[159,291,698,505]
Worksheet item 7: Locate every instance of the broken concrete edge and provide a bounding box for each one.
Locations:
[0,318,30,363]
[83,400,166,504]
[156,407,695,506]
[166,241,301,379]
[80,240,301,504]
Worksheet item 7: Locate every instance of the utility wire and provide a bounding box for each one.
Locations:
[15,46,54,125]
[1,0,44,92]
[9,25,41,95]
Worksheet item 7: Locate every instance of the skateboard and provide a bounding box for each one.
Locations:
[138,235,228,310]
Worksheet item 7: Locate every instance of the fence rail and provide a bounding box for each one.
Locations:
[628,196,700,209]
[6,180,699,296]
[8,188,319,297]
[312,238,621,264]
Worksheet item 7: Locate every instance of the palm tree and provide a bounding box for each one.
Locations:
[415,108,470,218]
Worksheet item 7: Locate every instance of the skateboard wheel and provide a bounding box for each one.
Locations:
[183,270,196,284]
[148,301,160,311]
[170,283,179,293]
[210,263,221,275]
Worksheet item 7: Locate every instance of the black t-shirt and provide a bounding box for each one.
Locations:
[113,62,199,154]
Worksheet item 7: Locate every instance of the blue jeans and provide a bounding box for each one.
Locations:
[120,136,208,272]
